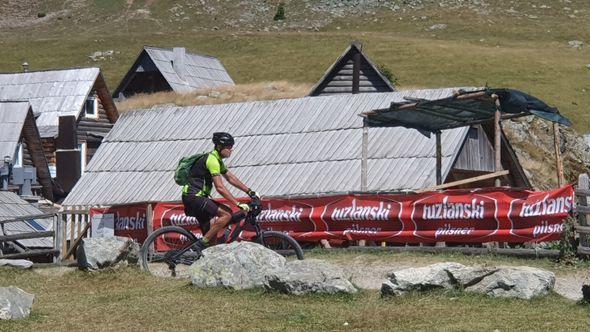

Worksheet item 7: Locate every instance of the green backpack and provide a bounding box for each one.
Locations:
[174,153,206,186]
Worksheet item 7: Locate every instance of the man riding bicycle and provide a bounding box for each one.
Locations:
[182,132,258,249]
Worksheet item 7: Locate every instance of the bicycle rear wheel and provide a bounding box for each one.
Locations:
[258,231,304,260]
[140,226,200,278]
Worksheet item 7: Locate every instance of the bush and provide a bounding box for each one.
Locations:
[378,64,398,86]
[274,3,285,21]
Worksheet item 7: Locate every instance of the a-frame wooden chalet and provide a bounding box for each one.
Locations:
[309,41,395,96]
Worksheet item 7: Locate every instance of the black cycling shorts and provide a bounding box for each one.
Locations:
[182,195,219,234]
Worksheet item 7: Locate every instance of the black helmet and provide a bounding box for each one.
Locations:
[212,132,234,147]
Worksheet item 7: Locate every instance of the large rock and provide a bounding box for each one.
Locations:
[0,286,34,320]
[265,259,357,295]
[189,242,286,290]
[465,266,555,300]
[76,236,139,270]
[0,259,33,269]
[381,262,465,296]
[381,263,554,300]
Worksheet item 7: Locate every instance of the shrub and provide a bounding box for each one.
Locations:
[274,3,285,21]
[378,64,398,86]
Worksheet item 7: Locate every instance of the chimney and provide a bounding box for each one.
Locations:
[55,116,81,193]
[172,47,186,81]
[22,61,29,72]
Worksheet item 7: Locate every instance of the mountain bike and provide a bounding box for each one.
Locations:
[139,197,304,278]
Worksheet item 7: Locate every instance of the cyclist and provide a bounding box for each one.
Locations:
[182,132,258,249]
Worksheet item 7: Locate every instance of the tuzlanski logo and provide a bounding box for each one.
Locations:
[519,196,573,217]
[115,211,146,230]
[422,197,485,220]
[330,199,391,221]
[257,205,304,222]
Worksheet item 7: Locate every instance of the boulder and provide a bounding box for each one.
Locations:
[0,259,33,269]
[76,236,139,270]
[381,262,465,296]
[189,242,286,290]
[450,266,498,287]
[265,259,357,295]
[465,266,555,300]
[0,286,34,320]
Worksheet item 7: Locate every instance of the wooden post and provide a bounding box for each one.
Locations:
[361,126,368,191]
[53,214,63,263]
[352,48,361,94]
[578,174,589,248]
[493,95,502,187]
[436,132,442,185]
[553,123,565,187]
[146,203,154,238]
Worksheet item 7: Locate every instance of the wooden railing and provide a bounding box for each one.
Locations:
[575,174,590,255]
[0,213,60,261]
[58,207,91,261]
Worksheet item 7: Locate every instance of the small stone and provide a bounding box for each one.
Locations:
[568,40,583,49]
[427,23,447,31]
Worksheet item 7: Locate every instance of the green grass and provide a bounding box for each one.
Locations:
[1,251,590,331]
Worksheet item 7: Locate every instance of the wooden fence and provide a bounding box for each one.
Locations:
[575,173,590,255]
[59,207,91,261]
[0,213,60,261]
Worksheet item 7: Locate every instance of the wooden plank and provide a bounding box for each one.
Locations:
[436,132,442,185]
[576,205,590,214]
[0,249,60,259]
[577,245,590,256]
[417,170,509,193]
[62,221,92,260]
[577,174,589,247]
[574,224,590,234]
[333,245,560,259]
[0,231,54,242]
[0,213,56,224]
[493,95,502,187]
[575,188,590,197]
[553,123,565,187]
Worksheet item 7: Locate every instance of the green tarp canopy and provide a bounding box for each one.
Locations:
[362,88,572,134]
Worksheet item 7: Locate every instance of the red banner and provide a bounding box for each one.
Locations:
[151,185,574,244]
[90,204,149,243]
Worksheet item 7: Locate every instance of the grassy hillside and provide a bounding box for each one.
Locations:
[1,0,589,132]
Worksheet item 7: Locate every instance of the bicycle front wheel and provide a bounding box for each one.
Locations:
[258,231,304,260]
[140,226,200,278]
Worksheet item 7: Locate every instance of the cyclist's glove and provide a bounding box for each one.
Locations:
[238,203,250,212]
[247,189,259,199]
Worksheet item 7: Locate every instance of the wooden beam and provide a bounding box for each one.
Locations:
[62,221,92,260]
[416,170,509,193]
[493,94,502,186]
[436,132,442,185]
[553,123,565,187]
[352,50,360,94]
[0,249,60,260]
[0,231,54,242]
[0,213,56,225]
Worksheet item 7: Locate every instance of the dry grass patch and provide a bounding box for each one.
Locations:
[116,81,313,112]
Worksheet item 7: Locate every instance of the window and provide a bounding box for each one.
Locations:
[84,93,98,119]
[468,127,479,140]
[78,143,87,174]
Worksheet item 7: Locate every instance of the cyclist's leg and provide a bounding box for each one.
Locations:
[203,203,232,242]
[182,195,213,237]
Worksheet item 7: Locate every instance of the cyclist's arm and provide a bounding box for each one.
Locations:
[223,171,250,194]
[212,175,240,207]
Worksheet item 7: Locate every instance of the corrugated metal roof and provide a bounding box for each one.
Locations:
[0,191,53,247]
[0,68,100,138]
[0,101,29,162]
[144,46,234,93]
[63,88,475,207]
